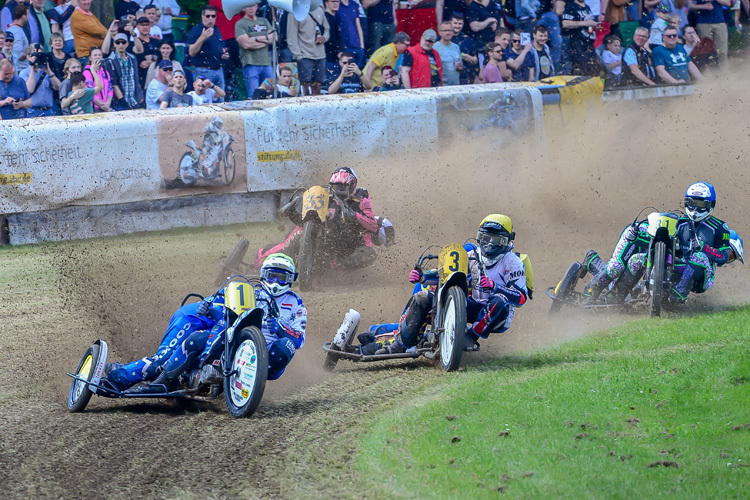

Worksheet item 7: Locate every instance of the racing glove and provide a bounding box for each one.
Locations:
[197,301,210,316]
[266,317,280,336]
[409,268,423,283]
[342,205,358,223]
[479,275,495,291]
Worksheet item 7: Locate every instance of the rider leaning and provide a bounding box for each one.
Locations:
[382,214,528,353]
[254,167,380,270]
[670,182,731,303]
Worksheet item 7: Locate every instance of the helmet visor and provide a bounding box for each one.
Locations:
[331,182,350,198]
[685,198,711,211]
[478,232,510,248]
[262,268,294,285]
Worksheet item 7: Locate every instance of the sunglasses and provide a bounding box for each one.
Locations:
[663,34,678,38]
[114,40,127,44]
[204,14,217,18]
[512,39,521,43]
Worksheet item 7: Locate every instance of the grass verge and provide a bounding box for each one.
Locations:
[357,308,750,499]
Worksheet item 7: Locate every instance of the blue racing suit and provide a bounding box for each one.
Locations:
[671,215,731,299]
[105,301,226,391]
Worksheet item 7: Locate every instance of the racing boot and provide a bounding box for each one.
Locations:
[126,370,174,394]
[609,268,641,303]
[464,328,480,352]
[104,362,123,376]
[669,271,693,305]
[374,333,406,355]
[581,277,605,305]
[668,287,688,305]
[582,250,607,278]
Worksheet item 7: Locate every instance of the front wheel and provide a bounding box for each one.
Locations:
[222,147,236,185]
[215,238,250,286]
[650,241,666,318]
[179,153,198,186]
[549,262,583,315]
[439,286,466,372]
[297,220,317,292]
[68,343,100,413]
[224,326,268,418]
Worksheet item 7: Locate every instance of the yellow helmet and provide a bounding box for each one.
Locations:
[477,214,515,265]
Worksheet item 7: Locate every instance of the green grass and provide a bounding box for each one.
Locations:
[357,309,750,499]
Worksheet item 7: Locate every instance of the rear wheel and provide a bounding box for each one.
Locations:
[223,147,236,185]
[297,220,317,292]
[224,326,268,418]
[650,242,666,318]
[549,262,582,315]
[216,238,250,285]
[440,286,466,372]
[68,344,100,413]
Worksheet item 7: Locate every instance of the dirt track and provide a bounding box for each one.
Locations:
[2,77,750,498]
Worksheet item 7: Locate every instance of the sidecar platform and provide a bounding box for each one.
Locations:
[545,287,649,310]
[65,373,217,401]
[322,342,434,362]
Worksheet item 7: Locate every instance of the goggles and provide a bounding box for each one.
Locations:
[262,268,294,285]
[685,198,711,210]
[478,232,510,248]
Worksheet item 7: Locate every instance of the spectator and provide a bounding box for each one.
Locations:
[493,26,513,80]
[18,44,53,116]
[57,56,81,113]
[363,31,409,87]
[188,74,225,104]
[682,24,718,70]
[621,26,656,86]
[47,32,70,81]
[142,0,180,44]
[8,5,30,74]
[336,0,365,65]
[136,4,164,40]
[236,4,275,101]
[28,0,52,51]
[133,15,160,86]
[688,0,731,66]
[503,0,563,70]
[0,32,12,62]
[2,0,33,47]
[530,24,555,80]
[324,0,342,72]
[466,0,500,51]
[115,0,140,22]
[106,32,144,110]
[145,58,171,109]
[450,13,478,84]
[648,3,671,47]
[0,58,31,118]
[61,61,102,114]
[83,46,113,111]
[561,0,599,76]
[71,0,110,62]
[371,64,401,90]
[436,0,468,25]
[400,28,442,89]
[434,21,462,86]
[362,0,395,57]
[145,39,183,88]
[188,5,228,93]
[52,0,78,55]
[326,49,371,93]
[158,69,191,107]
[652,25,703,83]
[254,65,297,98]
[480,42,504,82]
[287,3,329,96]
[600,34,622,87]
[505,31,534,81]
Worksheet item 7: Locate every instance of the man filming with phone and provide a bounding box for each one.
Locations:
[326,50,372,94]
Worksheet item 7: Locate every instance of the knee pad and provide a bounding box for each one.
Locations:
[268,338,295,381]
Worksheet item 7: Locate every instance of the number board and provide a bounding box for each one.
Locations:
[647,212,679,237]
[301,185,330,223]
[438,243,469,285]
[225,282,256,315]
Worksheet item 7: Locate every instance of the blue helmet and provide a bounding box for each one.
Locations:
[684,182,716,223]
[729,230,744,264]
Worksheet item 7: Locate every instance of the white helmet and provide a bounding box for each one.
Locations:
[260,253,298,296]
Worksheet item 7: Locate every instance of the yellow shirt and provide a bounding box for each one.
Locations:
[365,43,398,87]
[70,8,108,58]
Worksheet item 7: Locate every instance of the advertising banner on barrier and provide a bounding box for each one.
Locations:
[0,115,161,215]
[157,112,247,194]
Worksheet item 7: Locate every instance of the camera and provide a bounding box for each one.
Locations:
[31,51,46,66]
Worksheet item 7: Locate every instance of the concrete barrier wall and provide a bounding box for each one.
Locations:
[1,81,602,245]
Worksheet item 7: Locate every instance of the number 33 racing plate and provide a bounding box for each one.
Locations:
[302,185,330,223]
[438,243,469,285]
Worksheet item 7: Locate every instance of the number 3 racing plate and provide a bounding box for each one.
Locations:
[438,243,469,285]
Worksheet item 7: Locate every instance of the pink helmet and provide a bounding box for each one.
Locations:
[329,167,358,198]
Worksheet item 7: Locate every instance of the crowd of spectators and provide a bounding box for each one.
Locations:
[0,0,746,119]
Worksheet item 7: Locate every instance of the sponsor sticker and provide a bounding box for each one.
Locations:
[257,150,302,163]
[0,173,32,185]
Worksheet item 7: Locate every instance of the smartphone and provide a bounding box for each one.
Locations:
[520,32,531,46]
